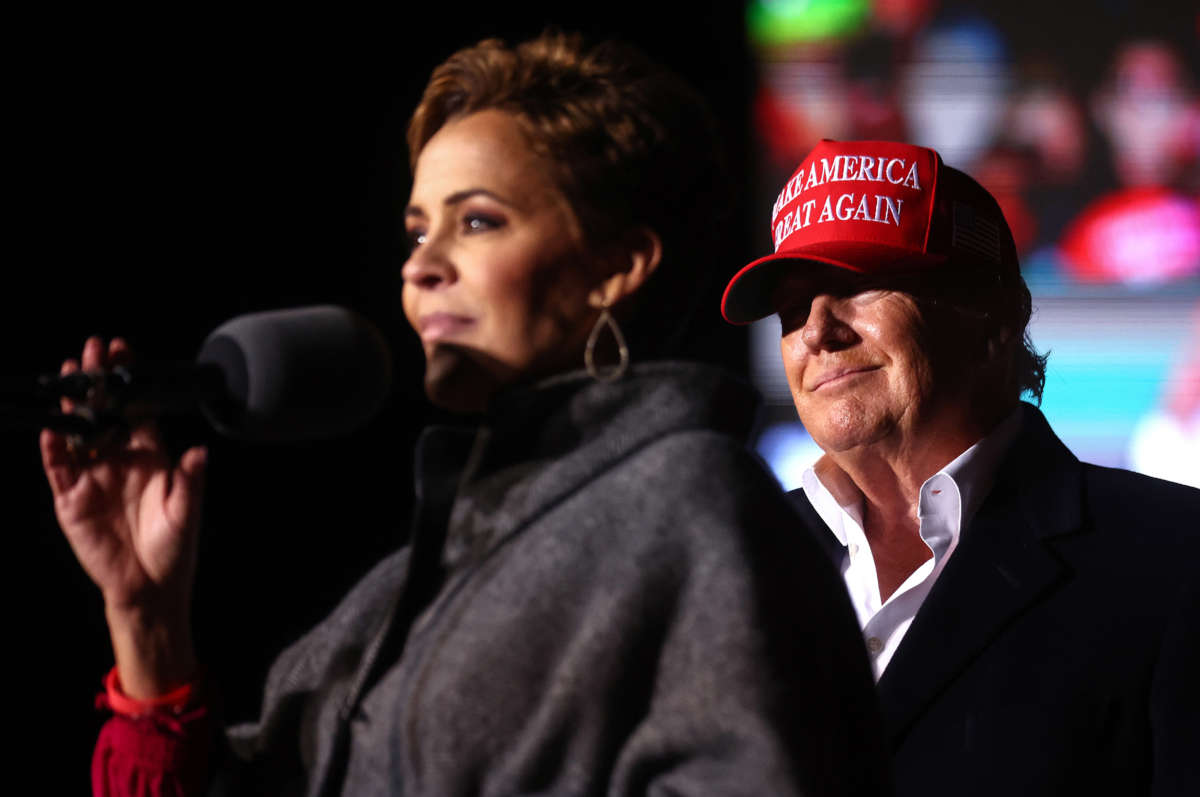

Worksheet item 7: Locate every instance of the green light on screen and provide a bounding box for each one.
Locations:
[747,0,870,47]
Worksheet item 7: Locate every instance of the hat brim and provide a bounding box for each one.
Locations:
[720,244,948,324]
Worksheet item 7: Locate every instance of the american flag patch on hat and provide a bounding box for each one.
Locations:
[952,201,1001,263]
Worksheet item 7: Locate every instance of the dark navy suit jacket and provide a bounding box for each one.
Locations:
[790,404,1200,797]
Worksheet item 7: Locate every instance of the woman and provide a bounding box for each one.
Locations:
[44,32,887,796]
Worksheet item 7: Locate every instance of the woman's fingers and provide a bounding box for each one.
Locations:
[165,446,208,532]
[59,358,79,414]
[56,336,143,448]
[39,428,79,496]
[59,335,111,413]
[108,337,132,368]
[48,336,162,486]
[80,336,106,372]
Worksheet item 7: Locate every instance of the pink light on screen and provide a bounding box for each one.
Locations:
[1059,188,1200,284]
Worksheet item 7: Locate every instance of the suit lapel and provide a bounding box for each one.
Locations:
[874,495,1066,741]
[874,405,1087,743]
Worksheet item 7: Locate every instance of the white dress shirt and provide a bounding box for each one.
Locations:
[801,409,1023,679]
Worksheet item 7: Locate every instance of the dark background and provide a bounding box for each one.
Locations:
[5,5,753,792]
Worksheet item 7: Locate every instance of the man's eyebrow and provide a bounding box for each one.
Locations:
[405,188,514,218]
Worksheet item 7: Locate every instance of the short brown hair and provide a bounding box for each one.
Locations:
[408,31,729,356]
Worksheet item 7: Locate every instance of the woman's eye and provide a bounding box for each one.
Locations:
[464,214,501,233]
[406,229,427,249]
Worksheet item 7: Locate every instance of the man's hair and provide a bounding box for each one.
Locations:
[916,263,1048,406]
[407,31,730,358]
[1003,274,1049,404]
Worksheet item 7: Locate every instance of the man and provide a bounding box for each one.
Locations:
[722,139,1199,796]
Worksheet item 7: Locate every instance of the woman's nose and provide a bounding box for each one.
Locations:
[799,294,856,351]
[401,244,457,290]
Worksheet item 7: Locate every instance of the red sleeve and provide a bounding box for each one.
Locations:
[92,692,214,797]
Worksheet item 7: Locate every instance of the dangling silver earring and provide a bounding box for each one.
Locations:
[585,306,629,382]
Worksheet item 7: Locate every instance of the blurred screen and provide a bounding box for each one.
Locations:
[745,0,1200,488]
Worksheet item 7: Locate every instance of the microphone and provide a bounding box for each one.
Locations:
[19,306,394,442]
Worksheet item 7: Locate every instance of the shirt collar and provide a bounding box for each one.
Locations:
[939,405,1023,531]
[800,466,859,547]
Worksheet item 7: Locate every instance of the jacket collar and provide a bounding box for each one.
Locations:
[874,402,1084,742]
[420,361,761,570]
[483,360,759,463]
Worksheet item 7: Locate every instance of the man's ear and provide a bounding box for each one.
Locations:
[588,227,663,309]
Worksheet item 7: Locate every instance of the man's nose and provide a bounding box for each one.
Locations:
[799,294,856,351]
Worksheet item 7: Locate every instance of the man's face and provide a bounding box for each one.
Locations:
[777,267,960,455]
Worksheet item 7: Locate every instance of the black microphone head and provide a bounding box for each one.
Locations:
[197,305,393,441]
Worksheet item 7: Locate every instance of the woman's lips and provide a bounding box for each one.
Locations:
[810,365,880,392]
[418,312,476,342]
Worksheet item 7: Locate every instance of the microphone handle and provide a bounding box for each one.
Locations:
[0,406,98,434]
[112,363,231,414]
[2,363,231,435]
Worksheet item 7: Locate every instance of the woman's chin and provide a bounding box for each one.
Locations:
[423,343,509,414]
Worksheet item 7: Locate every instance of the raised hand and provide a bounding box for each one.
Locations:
[40,336,206,698]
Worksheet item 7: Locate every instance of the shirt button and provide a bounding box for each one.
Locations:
[848,543,859,558]
[865,637,883,655]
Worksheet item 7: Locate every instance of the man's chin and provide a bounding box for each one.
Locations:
[798,400,893,455]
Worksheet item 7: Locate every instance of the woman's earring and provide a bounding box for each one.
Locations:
[585,305,629,382]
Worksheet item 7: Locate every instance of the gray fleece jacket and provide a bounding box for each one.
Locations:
[216,361,888,796]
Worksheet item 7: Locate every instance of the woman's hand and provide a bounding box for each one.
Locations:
[40,336,206,698]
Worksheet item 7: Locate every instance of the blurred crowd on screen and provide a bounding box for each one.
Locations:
[750,0,1199,283]
[746,0,1199,486]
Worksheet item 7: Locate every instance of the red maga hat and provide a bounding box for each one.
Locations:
[721,139,1019,324]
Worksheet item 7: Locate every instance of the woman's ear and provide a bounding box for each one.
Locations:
[588,227,663,309]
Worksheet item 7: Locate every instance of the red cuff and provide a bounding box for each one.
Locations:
[100,667,201,719]
[92,671,214,797]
